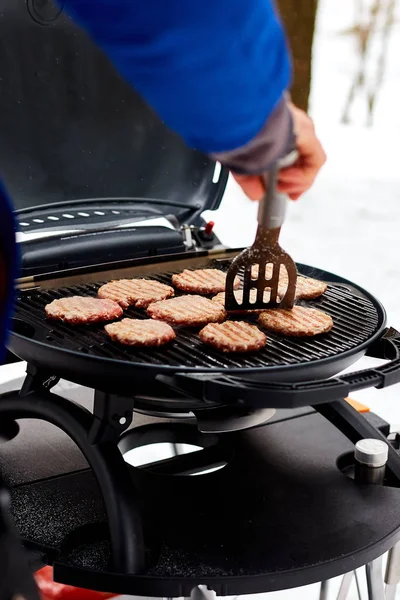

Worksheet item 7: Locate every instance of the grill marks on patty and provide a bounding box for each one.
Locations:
[199,321,267,352]
[172,269,240,295]
[105,318,175,346]
[258,306,333,337]
[147,295,226,326]
[45,297,123,324]
[44,267,333,354]
[98,279,174,309]
[292,277,328,300]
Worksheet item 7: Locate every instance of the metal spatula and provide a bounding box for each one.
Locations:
[225,152,298,312]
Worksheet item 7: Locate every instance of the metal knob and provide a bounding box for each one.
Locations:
[354,438,388,486]
[354,438,389,467]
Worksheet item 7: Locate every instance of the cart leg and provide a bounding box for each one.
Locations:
[319,579,330,600]
[185,585,217,600]
[386,584,397,600]
[354,570,362,600]
[336,572,354,600]
[366,557,385,600]
[385,540,400,600]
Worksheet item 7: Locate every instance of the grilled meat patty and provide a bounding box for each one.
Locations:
[172,269,240,295]
[199,321,267,352]
[147,295,226,326]
[293,277,327,300]
[98,278,174,309]
[45,297,123,324]
[105,318,175,346]
[258,306,333,337]
[251,265,327,300]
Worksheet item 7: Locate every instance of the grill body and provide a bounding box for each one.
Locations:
[5,254,400,597]
[8,252,386,403]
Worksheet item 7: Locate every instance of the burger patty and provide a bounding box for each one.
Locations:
[98,278,174,309]
[294,277,328,300]
[212,289,274,313]
[147,295,226,326]
[105,318,175,346]
[199,321,267,352]
[172,269,240,295]
[45,296,123,324]
[251,265,327,300]
[257,306,333,337]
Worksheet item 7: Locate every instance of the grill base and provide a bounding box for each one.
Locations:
[3,392,400,597]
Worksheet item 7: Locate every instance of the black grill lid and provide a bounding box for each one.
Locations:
[0,0,228,220]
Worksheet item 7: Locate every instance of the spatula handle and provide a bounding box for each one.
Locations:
[258,169,286,229]
[258,150,299,230]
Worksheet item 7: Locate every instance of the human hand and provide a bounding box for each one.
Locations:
[232,102,326,201]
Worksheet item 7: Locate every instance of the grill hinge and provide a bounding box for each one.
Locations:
[88,390,133,444]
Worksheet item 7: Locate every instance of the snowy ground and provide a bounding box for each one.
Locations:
[203,1,400,597]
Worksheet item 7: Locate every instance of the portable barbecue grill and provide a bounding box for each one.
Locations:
[10,252,400,404]
[2,1,400,599]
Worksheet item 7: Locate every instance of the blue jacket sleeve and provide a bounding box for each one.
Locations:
[0,182,18,364]
[63,0,292,155]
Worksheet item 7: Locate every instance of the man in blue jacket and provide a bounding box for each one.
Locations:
[0,0,325,361]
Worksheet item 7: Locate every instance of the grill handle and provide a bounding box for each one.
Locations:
[166,327,400,409]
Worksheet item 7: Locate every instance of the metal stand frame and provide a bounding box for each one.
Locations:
[385,541,400,599]
[366,558,385,600]
[331,563,385,600]
[2,367,400,594]
[335,572,354,600]
[319,579,330,600]
[0,366,145,575]
[185,586,217,600]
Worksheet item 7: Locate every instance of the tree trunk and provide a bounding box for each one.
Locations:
[277,0,319,112]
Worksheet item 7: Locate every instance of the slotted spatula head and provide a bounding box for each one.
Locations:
[225,157,298,312]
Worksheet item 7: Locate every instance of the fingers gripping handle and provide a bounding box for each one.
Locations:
[258,150,299,230]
